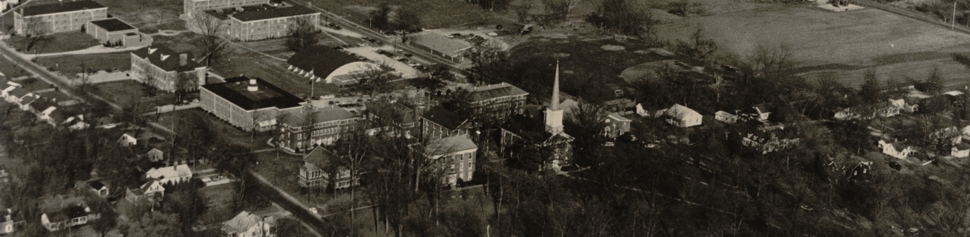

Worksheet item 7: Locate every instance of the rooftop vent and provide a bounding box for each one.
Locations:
[160,54,170,61]
[148,47,157,54]
[247,79,258,92]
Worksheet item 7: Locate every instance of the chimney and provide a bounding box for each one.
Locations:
[248,78,258,92]
[179,53,187,66]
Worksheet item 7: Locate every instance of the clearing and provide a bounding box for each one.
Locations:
[3,31,100,54]
[34,52,131,79]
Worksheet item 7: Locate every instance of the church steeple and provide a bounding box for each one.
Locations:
[544,61,564,134]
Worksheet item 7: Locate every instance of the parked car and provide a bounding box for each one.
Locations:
[449,33,463,38]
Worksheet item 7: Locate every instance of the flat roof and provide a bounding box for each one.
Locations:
[409,33,472,57]
[21,1,105,16]
[89,18,135,32]
[201,76,303,110]
[287,46,361,79]
[230,5,317,22]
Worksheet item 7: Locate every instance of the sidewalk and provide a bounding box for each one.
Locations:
[20,45,142,60]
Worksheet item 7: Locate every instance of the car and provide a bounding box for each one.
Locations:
[449,33,462,38]
[392,55,406,61]
[407,62,421,67]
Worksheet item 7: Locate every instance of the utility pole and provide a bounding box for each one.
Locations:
[954,1,958,30]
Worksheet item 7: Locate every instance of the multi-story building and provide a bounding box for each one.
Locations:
[277,106,359,153]
[130,45,207,92]
[467,82,528,118]
[364,100,421,138]
[298,147,359,189]
[500,63,574,171]
[183,0,267,18]
[199,76,305,132]
[286,46,376,86]
[414,134,478,186]
[421,105,472,141]
[14,1,107,35]
[227,5,319,41]
[85,18,152,48]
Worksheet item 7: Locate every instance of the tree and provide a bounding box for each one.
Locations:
[276,217,314,236]
[675,27,719,63]
[748,43,794,78]
[923,67,945,95]
[476,0,511,11]
[87,192,118,237]
[20,16,50,53]
[369,3,422,32]
[858,70,883,105]
[192,11,227,66]
[164,183,207,234]
[286,16,319,51]
[510,2,534,23]
[543,0,584,22]
[125,212,182,237]
[333,128,373,237]
[465,45,511,84]
[352,62,397,97]
[566,101,608,166]
[174,71,198,103]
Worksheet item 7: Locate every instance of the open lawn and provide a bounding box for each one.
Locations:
[656,4,970,89]
[3,31,100,54]
[0,56,31,78]
[310,0,510,29]
[91,80,176,113]
[200,181,239,224]
[209,43,340,98]
[35,52,131,79]
[152,33,206,56]
[26,0,186,33]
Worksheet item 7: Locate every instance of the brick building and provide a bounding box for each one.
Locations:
[183,0,267,18]
[421,105,472,141]
[85,18,152,48]
[277,106,359,152]
[199,76,305,132]
[14,1,107,35]
[227,5,319,41]
[414,134,478,186]
[130,45,207,92]
[467,82,528,119]
[298,147,359,189]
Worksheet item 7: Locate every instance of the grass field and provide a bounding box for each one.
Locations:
[92,80,177,112]
[0,56,30,78]
[3,31,100,54]
[311,0,512,29]
[655,4,970,89]
[35,52,131,79]
[200,182,239,223]
[26,0,186,33]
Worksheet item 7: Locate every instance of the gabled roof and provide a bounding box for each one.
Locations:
[422,106,468,130]
[304,147,337,170]
[29,98,55,112]
[286,46,361,79]
[18,95,38,106]
[88,180,105,190]
[8,87,27,98]
[365,100,417,125]
[468,83,529,102]
[146,164,192,179]
[664,104,701,120]
[606,113,631,122]
[409,33,472,57]
[223,211,273,234]
[20,1,105,16]
[282,107,357,126]
[230,5,317,22]
[131,44,203,72]
[89,18,135,32]
[424,135,477,156]
[46,205,89,222]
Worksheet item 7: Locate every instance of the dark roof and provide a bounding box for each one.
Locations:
[131,45,204,72]
[29,98,56,111]
[89,18,135,32]
[20,1,105,16]
[230,5,317,22]
[287,46,360,79]
[282,107,357,125]
[422,106,468,130]
[365,100,416,125]
[304,147,336,169]
[47,205,88,222]
[200,76,303,110]
[469,83,529,102]
[89,180,105,190]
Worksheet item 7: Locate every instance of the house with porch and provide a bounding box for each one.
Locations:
[145,164,193,185]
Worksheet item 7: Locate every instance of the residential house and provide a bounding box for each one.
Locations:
[146,147,165,162]
[714,110,738,124]
[741,104,771,122]
[741,132,800,154]
[603,113,632,138]
[363,100,420,138]
[85,18,152,48]
[222,211,276,237]
[182,0,268,18]
[0,208,19,235]
[40,204,99,231]
[61,115,90,130]
[952,143,970,158]
[407,32,472,63]
[13,1,107,35]
[125,180,165,203]
[298,147,358,189]
[286,46,377,86]
[88,181,109,198]
[466,82,529,118]
[227,5,320,41]
[145,164,193,185]
[200,76,305,132]
[277,106,359,152]
[878,140,915,159]
[130,44,207,92]
[118,133,137,147]
[500,63,574,171]
[663,104,702,128]
[421,106,472,141]
[415,134,478,186]
[602,98,635,114]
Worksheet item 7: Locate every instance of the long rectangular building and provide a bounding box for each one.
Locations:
[183,0,267,17]
[14,1,107,35]
[199,76,304,132]
[228,5,319,41]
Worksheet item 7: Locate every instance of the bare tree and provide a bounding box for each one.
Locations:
[333,127,373,237]
[543,0,584,21]
[748,43,794,78]
[191,11,227,66]
[351,62,397,97]
[20,16,49,53]
[511,2,534,23]
[285,16,319,51]
[250,102,265,142]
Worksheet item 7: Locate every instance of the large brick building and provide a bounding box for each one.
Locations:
[183,0,267,18]
[130,45,206,92]
[199,76,304,132]
[421,105,472,141]
[14,1,107,35]
[298,147,359,189]
[277,106,359,153]
[467,82,528,119]
[414,134,478,186]
[227,4,318,41]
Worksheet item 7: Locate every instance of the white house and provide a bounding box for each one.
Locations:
[714,110,738,124]
[145,164,192,185]
[222,211,277,237]
[878,140,915,159]
[118,133,137,147]
[146,148,164,162]
[741,105,771,122]
[126,180,165,203]
[663,104,702,128]
[40,204,99,232]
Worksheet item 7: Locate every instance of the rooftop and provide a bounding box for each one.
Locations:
[131,44,204,72]
[287,46,361,79]
[304,147,339,171]
[664,104,701,120]
[422,106,468,130]
[20,1,105,17]
[89,18,135,32]
[409,33,472,57]
[424,135,477,156]
[201,76,304,110]
[230,5,318,22]
[282,107,358,126]
[469,83,529,102]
